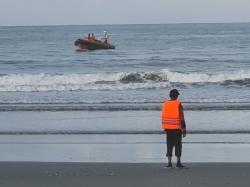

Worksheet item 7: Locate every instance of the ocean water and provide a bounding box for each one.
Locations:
[1,23,250,135]
[1,23,250,162]
[0,23,250,104]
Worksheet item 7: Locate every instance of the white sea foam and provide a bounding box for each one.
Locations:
[0,73,121,91]
[0,70,249,92]
[162,69,250,83]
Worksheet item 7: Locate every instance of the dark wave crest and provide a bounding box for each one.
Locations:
[119,72,166,83]
[222,78,250,87]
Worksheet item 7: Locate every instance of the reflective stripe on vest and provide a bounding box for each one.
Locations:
[161,99,181,129]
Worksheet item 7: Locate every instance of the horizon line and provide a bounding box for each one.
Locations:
[0,21,250,27]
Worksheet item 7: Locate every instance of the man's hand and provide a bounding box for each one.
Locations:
[182,128,186,138]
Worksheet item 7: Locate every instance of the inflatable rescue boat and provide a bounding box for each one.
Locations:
[74,32,115,50]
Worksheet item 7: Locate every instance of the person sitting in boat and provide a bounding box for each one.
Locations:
[91,33,96,41]
[85,33,96,42]
[84,33,91,41]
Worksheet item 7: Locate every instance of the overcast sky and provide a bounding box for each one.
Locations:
[0,0,250,26]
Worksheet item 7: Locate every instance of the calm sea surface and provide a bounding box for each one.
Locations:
[0,23,250,105]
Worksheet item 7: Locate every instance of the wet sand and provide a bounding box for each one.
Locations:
[0,162,250,187]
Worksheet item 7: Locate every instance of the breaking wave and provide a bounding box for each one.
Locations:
[0,69,249,92]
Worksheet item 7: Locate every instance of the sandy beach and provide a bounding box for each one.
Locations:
[0,162,249,187]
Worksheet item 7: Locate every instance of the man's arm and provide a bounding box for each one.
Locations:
[179,104,186,137]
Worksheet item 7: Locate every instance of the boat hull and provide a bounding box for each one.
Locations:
[74,39,115,50]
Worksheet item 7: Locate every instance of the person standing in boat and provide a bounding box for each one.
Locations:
[103,31,108,44]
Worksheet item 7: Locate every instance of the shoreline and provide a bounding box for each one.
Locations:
[0,162,250,187]
[1,102,250,111]
[0,134,250,163]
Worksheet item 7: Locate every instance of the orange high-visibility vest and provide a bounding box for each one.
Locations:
[161,99,182,130]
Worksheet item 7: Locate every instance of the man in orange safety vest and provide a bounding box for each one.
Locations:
[161,89,186,168]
